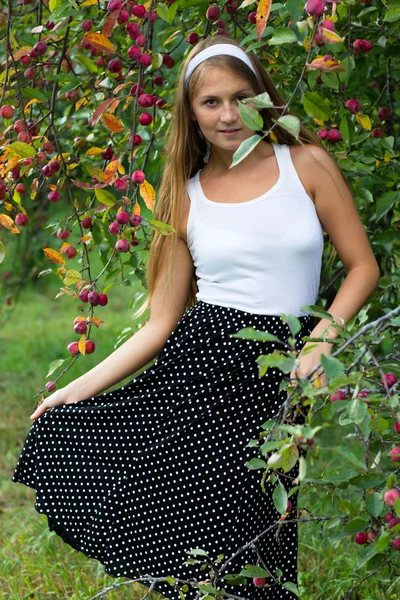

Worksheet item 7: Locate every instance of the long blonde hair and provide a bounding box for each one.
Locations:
[132,35,328,321]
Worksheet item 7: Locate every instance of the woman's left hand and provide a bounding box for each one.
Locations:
[289,341,333,389]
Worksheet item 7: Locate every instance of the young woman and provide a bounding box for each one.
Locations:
[13,35,380,599]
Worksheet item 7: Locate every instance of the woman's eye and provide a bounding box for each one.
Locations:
[205,96,248,106]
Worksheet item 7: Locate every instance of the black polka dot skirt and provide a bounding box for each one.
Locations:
[12,300,315,600]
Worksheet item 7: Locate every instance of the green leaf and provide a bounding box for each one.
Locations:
[300,304,334,322]
[320,355,345,380]
[268,26,298,45]
[185,548,209,557]
[229,327,280,343]
[23,86,48,102]
[168,1,179,22]
[94,189,118,206]
[148,220,175,235]
[273,481,288,514]
[257,352,296,375]
[275,115,300,139]
[49,0,65,11]
[231,134,263,167]
[302,91,333,122]
[282,582,298,596]
[338,55,355,84]
[238,101,264,131]
[356,543,379,569]
[261,440,287,454]
[384,8,400,21]
[349,473,386,489]
[280,313,301,336]
[321,71,339,91]
[280,443,299,473]
[222,573,247,585]
[347,398,370,424]
[374,530,391,553]
[58,81,82,98]
[343,518,370,534]
[365,493,384,518]
[339,115,355,147]
[375,191,399,221]
[245,458,268,470]
[64,269,84,286]
[46,359,67,378]
[242,92,274,109]
[0,240,5,264]
[239,565,271,578]
[156,3,170,21]
[8,142,36,158]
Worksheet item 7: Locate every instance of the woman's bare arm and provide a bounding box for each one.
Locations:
[30,235,195,419]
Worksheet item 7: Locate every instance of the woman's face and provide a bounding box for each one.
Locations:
[190,66,259,155]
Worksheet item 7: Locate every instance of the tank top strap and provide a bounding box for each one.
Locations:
[276,143,309,195]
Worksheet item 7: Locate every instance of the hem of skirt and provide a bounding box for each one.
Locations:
[12,475,178,599]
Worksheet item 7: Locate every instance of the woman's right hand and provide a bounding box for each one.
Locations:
[29,387,82,421]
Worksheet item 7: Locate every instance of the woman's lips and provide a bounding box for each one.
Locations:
[220,129,240,136]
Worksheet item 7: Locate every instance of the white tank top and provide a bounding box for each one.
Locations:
[186,143,325,317]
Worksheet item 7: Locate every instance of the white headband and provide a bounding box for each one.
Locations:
[184,44,257,90]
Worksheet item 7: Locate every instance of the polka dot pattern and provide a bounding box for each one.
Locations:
[12,300,314,599]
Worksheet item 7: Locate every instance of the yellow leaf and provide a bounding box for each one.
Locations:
[76,97,89,110]
[24,99,44,113]
[81,234,92,243]
[0,214,20,234]
[375,159,380,167]
[58,287,78,298]
[4,201,13,211]
[321,28,344,44]
[312,117,325,126]
[104,159,120,182]
[64,269,84,286]
[139,180,156,212]
[256,0,272,42]
[11,46,31,62]
[87,317,104,328]
[86,166,106,182]
[83,33,116,55]
[78,334,86,355]
[269,130,278,143]
[356,113,372,131]
[103,113,125,132]
[384,153,392,163]
[74,316,86,323]
[133,201,141,216]
[117,162,125,175]
[43,247,65,265]
[81,0,97,5]
[85,147,105,156]
[67,163,79,172]
[74,199,79,210]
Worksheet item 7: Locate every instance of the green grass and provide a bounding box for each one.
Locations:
[1,277,397,599]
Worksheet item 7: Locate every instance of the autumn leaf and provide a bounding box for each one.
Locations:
[83,33,116,55]
[10,46,32,62]
[308,55,345,72]
[43,247,65,265]
[320,28,344,44]
[139,180,156,212]
[356,113,372,131]
[0,214,20,234]
[87,317,104,328]
[103,113,125,132]
[104,159,120,183]
[85,147,104,156]
[133,201,141,215]
[103,8,122,37]
[256,0,272,42]
[89,98,120,126]
[78,334,87,355]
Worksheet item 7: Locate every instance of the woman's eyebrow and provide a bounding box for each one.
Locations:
[198,87,253,100]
